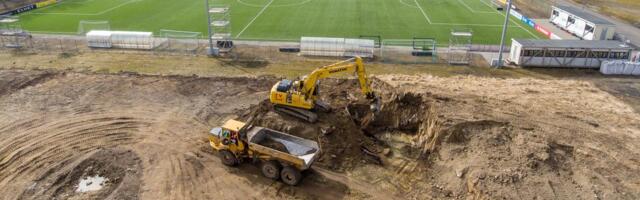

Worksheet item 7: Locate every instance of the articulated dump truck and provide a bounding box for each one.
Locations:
[208,119,320,185]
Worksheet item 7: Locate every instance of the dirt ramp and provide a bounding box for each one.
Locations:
[19,148,142,200]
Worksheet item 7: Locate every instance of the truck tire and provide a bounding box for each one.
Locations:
[220,150,238,166]
[280,167,302,186]
[261,160,281,180]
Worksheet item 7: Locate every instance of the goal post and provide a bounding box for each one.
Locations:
[77,20,110,35]
[380,38,438,64]
[158,29,202,52]
[448,28,473,65]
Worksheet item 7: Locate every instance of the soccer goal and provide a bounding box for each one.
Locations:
[77,20,110,35]
[158,29,202,53]
[448,28,473,65]
[380,38,438,64]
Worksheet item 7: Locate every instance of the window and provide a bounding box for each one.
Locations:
[589,51,609,58]
[545,50,554,57]
[544,50,566,57]
[609,52,630,59]
[552,10,559,16]
[585,24,594,33]
[566,50,585,58]
[522,50,538,57]
[568,16,575,24]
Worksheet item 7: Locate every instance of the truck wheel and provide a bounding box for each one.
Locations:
[280,167,302,186]
[220,150,238,166]
[261,160,281,180]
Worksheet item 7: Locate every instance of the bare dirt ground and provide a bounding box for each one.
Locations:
[1,67,639,199]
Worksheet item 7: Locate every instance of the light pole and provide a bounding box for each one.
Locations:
[496,0,513,68]
[205,0,215,55]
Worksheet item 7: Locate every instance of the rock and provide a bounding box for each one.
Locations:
[456,166,468,178]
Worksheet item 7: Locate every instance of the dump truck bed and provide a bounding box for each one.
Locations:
[247,127,320,170]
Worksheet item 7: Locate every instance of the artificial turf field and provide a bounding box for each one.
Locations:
[18,0,544,44]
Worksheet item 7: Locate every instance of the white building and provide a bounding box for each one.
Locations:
[509,39,633,68]
[550,6,615,40]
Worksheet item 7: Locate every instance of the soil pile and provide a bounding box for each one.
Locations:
[240,78,435,171]
[257,137,289,153]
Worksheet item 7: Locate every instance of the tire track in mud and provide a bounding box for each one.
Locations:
[0,112,152,199]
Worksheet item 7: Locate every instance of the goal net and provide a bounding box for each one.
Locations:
[158,29,202,52]
[380,38,438,64]
[448,28,473,65]
[77,20,110,35]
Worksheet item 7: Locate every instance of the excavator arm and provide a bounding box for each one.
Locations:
[300,56,375,100]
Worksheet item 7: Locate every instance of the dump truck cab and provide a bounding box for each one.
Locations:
[209,119,247,153]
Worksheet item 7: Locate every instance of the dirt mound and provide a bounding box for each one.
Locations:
[19,148,142,200]
[240,78,437,171]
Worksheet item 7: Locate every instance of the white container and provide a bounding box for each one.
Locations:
[300,37,374,58]
[86,31,155,50]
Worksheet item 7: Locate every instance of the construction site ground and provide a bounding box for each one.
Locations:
[1,51,640,199]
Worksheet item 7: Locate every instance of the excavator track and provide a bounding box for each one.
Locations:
[274,105,318,123]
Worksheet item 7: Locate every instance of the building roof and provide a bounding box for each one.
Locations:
[553,5,614,25]
[513,39,633,50]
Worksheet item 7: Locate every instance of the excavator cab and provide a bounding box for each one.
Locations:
[276,79,293,92]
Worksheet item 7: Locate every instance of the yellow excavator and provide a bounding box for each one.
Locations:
[269,56,381,122]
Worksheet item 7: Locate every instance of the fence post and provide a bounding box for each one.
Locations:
[59,39,64,52]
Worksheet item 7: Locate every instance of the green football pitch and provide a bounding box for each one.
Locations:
[18,0,543,44]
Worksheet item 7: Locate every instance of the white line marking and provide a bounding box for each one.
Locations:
[413,0,432,24]
[28,0,141,16]
[457,0,496,14]
[235,0,274,38]
[479,0,539,38]
[405,0,516,27]
[236,0,312,8]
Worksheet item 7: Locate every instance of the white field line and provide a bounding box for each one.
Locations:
[479,0,540,38]
[456,0,496,14]
[27,0,141,16]
[410,0,516,27]
[235,0,274,38]
[413,0,432,24]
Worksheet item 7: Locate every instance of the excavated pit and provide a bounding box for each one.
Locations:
[2,69,639,199]
[240,78,439,170]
